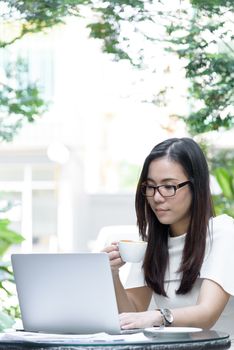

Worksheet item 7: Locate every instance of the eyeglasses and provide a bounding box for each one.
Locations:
[141,180,191,198]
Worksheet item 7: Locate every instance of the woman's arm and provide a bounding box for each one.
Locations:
[103,244,152,312]
[113,274,152,312]
[171,278,230,328]
[120,278,230,329]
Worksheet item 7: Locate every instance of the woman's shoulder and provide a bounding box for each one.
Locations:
[210,213,234,225]
[206,214,234,250]
[209,214,234,238]
[201,215,234,295]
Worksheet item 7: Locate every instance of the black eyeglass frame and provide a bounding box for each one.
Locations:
[141,180,191,198]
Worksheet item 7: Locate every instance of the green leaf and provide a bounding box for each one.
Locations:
[214,167,234,199]
[0,310,15,332]
[0,219,24,256]
[0,272,13,283]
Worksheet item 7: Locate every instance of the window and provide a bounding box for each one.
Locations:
[0,154,59,254]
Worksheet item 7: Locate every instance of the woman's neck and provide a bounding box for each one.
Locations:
[169,220,190,237]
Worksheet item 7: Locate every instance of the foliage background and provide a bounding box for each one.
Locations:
[1,0,234,137]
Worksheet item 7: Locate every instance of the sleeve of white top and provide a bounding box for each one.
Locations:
[200,214,234,296]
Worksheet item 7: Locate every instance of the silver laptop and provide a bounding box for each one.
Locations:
[11,253,121,334]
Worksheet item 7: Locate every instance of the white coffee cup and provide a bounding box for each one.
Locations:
[118,240,147,263]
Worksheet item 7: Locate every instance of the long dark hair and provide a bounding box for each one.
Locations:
[135,138,214,295]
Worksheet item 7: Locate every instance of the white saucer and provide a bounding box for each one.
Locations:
[144,327,202,334]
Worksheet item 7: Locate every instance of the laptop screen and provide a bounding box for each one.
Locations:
[11,253,121,334]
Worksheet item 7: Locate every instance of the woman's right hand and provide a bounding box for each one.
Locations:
[102,242,125,275]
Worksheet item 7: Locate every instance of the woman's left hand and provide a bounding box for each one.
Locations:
[119,310,162,329]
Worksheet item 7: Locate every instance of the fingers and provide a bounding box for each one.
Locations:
[119,311,157,329]
[102,244,118,253]
[119,313,140,330]
[102,244,125,270]
[108,249,119,260]
[111,241,119,246]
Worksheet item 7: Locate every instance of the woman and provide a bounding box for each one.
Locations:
[104,137,234,336]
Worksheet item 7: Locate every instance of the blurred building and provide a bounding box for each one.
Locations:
[0,18,188,254]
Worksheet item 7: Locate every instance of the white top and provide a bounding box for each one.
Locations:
[124,214,234,338]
